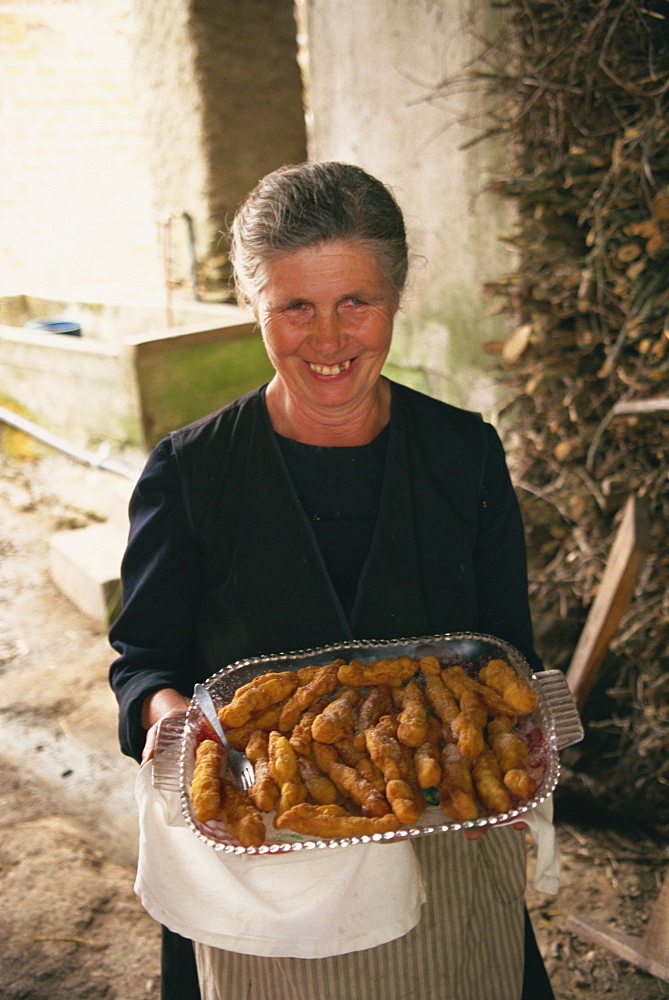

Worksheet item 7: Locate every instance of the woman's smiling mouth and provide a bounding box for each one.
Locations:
[307,359,352,376]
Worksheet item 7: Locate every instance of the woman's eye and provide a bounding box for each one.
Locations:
[345,297,365,307]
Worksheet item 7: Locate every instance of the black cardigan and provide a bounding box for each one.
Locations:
[109,381,539,761]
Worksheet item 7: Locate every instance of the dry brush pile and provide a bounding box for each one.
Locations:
[445,1,669,829]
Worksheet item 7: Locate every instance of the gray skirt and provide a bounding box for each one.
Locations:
[195,826,527,1000]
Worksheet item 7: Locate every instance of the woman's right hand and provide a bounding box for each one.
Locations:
[140,688,191,763]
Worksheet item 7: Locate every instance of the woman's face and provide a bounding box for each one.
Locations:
[254,240,399,427]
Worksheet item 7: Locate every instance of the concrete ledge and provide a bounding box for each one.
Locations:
[49,522,125,626]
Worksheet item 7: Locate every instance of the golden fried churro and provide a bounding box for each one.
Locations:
[418,655,441,676]
[278,660,342,731]
[395,679,429,748]
[478,659,538,715]
[459,689,488,728]
[414,720,442,789]
[275,774,308,820]
[275,803,401,839]
[472,751,512,814]
[218,672,299,728]
[311,687,359,743]
[355,755,387,793]
[221,704,283,751]
[364,716,407,782]
[189,739,223,822]
[504,769,537,800]
[451,710,485,760]
[442,665,518,720]
[312,742,391,817]
[246,731,279,813]
[219,780,266,847]
[385,778,425,824]
[297,754,338,805]
[488,727,529,773]
[337,655,417,688]
[268,731,298,785]
[439,743,478,822]
[423,674,460,725]
[334,737,364,767]
[353,685,394,750]
[287,700,327,755]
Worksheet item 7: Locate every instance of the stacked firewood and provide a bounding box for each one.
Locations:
[441,1,669,829]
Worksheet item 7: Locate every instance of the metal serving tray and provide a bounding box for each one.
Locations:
[153,633,584,854]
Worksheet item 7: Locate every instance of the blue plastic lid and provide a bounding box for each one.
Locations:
[24,317,82,336]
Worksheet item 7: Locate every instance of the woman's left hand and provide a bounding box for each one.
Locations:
[464,821,528,841]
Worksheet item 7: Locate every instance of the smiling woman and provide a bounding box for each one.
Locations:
[109,161,555,1000]
[255,241,398,444]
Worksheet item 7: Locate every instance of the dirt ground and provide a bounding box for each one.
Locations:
[0,443,667,1000]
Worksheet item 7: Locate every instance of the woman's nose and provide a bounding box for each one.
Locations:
[309,311,346,355]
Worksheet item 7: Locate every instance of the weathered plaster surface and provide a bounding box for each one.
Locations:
[304,0,514,410]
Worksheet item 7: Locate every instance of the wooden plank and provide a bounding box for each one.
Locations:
[639,873,669,965]
[567,911,669,982]
[566,494,649,710]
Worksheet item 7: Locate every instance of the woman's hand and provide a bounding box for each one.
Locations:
[464,821,528,842]
[140,688,191,763]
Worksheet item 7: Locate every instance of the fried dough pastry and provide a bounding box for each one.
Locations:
[268,731,298,785]
[278,660,342,731]
[365,716,408,782]
[218,672,299,728]
[221,704,282,751]
[337,655,417,688]
[287,700,326,755]
[504,768,537,800]
[335,737,387,791]
[364,716,424,822]
[312,742,391,817]
[219,780,266,847]
[451,710,485,760]
[385,778,425,824]
[472,751,512,814]
[334,736,365,767]
[275,803,402,839]
[423,674,460,725]
[418,655,441,676]
[395,679,429,748]
[488,726,529,773]
[414,719,442,789]
[189,739,223,822]
[353,685,394,750]
[478,659,538,715]
[439,743,478,822]
[275,774,308,820]
[441,665,518,720]
[311,687,359,743]
[297,754,338,805]
[246,731,279,813]
[459,689,488,728]
[355,755,387,793]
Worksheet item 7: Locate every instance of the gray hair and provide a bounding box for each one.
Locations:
[229,162,409,310]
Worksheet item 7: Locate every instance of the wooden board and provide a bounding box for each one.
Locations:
[567,870,669,982]
[566,493,649,709]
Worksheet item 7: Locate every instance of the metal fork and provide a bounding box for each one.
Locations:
[193,683,255,792]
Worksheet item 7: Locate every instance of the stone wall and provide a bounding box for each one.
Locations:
[302,0,515,411]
